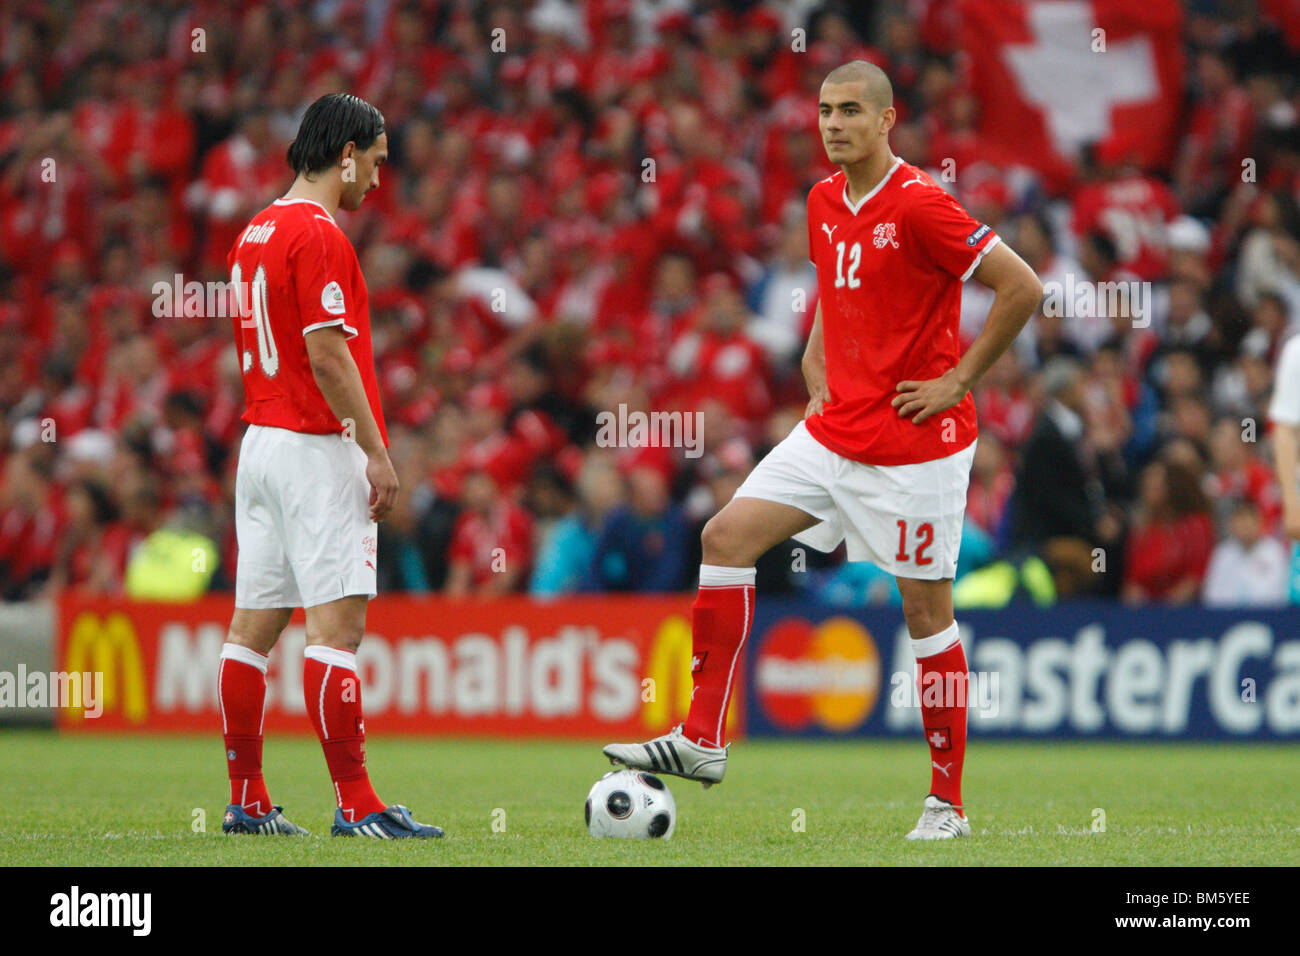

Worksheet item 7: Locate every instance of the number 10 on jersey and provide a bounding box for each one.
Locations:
[231,262,279,378]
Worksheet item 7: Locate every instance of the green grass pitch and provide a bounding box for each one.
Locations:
[2,730,1295,866]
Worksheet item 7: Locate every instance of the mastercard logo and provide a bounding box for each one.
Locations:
[754,617,880,731]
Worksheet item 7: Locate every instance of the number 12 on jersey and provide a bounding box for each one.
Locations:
[834,241,861,289]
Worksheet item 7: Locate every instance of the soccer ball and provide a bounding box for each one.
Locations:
[584,770,676,839]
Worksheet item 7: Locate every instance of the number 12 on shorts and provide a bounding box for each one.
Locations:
[895,519,934,566]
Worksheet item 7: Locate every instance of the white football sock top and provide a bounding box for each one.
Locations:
[304,645,357,671]
[699,564,757,587]
[220,642,269,673]
[910,620,961,659]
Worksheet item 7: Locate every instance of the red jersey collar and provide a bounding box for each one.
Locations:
[842,156,903,215]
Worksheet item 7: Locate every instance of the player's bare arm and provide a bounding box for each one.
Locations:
[304,326,399,522]
[892,242,1043,424]
[802,300,829,417]
[1273,422,1300,541]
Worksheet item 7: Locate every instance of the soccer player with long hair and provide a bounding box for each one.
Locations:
[218,93,442,839]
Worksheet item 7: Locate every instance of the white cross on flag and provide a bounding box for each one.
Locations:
[959,0,1184,193]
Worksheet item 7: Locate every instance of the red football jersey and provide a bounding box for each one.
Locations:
[1071,173,1180,281]
[227,197,388,446]
[449,503,534,589]
[804,157,997,465]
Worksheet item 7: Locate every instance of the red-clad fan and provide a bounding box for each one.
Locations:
[118,62,195,199]
[0,114,96,282]
[191,110,284,273]
[1122,460,1216,602]
[1207,417,1285,535]
[71,55,134,192]
[582,0,641,106]
[1175,48,1256,212]
[445,468,534,596]
[664,271,773,427]
[0,450,66,600]
[1073,139,1182,281]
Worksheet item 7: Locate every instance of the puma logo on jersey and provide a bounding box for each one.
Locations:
[873,222,899,249]
[901,173,926,189]
[821,222,838,243]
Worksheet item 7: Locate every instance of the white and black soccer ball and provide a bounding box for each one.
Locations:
[585,770,676,840]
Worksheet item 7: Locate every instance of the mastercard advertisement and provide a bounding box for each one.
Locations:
[746,612,890,736]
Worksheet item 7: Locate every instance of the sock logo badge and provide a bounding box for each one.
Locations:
[928,727,951,750]
[227,749,236,760]
[691,652,708,673]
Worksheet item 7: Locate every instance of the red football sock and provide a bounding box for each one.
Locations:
[219,643,272,817]
[913,621,968,812]
[303,646,386,822]
[682,565,756,748]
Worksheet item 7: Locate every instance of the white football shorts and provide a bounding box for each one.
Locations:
[234,424,378,609]
[732,420,975,580]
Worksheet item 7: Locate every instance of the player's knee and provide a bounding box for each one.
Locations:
[227,610,289,655]
[900,596,945,639]
[325,632,363,653]
[227,629,276,657]
[305,624,364,653]
[700,513,752,566]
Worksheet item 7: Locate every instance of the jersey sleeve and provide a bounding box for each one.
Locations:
[909,188,1001,282]
[1268,335,1300,425]
[290,220,359,338]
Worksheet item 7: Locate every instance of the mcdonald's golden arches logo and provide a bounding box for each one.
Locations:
[63,611,148,723]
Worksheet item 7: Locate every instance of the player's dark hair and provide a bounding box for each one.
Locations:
[286,93,385,177]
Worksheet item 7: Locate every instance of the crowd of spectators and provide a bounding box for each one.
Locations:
[1,0,1299,607]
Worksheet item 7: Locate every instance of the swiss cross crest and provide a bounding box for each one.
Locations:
[873,222,899,249]
[691,652,708,673]
[928,727,951,750]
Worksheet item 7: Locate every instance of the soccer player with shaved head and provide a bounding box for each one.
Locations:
[218,94,442,839]
[604,61,1044,839]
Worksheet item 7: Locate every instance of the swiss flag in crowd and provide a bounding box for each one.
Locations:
[959,0,1185,193]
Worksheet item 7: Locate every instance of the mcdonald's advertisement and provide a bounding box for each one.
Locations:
[53,593,735,738]
[51,594,1300,739]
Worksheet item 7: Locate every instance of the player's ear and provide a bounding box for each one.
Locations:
[880,106,896,134]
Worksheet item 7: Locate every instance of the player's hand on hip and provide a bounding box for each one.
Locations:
[805,384,831,418]
[365,452,400,522]
[892,370,968,425]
